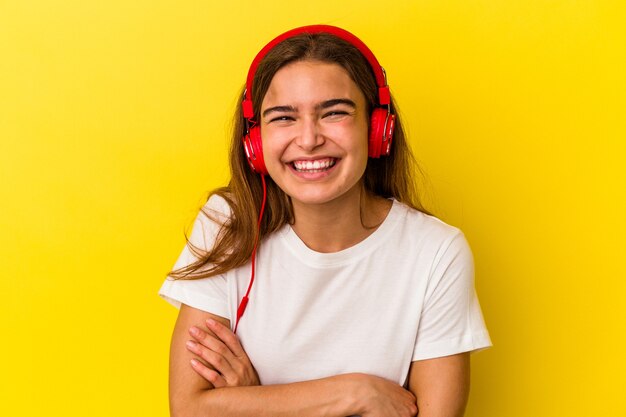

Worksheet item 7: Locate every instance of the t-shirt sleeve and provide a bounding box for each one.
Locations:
[158,195,232,320]
[412,232,492,361]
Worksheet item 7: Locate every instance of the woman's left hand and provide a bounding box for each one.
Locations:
[186,318,260,388]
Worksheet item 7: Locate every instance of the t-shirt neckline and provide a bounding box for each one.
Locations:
[278,199,403,268]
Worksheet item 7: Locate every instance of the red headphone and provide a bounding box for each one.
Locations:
[242,25,396,176]
[234,25,395,333]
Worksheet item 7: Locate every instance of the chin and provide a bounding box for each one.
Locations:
[287,193,334,206]
[286,183,362,208]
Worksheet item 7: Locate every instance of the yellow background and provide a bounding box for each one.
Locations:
[1,1,624,416]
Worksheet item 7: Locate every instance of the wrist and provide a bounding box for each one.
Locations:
[334,373,370,416]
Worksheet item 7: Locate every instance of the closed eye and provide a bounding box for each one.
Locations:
[323,110,350,119]
[269,115,295,123]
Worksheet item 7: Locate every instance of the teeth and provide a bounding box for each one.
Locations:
[292,158,336,172]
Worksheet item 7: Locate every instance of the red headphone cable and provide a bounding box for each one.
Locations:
[234,174,267,334]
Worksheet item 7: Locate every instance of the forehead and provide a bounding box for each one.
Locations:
[261,60,365,108]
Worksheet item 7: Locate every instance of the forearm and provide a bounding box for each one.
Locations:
[174,373,362,417]
[169,308,413,416]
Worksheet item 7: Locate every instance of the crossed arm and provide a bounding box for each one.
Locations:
[169,304,470,417]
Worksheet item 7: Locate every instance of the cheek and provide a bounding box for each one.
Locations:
[334,121,369,154]
[260,127,291,164]
[323,118,368,142]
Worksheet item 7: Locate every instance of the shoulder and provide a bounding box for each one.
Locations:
[193,192,235,231]
[392,201,464,245]
[389,201,472,271]
[200,192,233,220]
[186,193,234,251]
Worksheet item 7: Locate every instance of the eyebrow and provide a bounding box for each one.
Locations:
[262,105,297,118]
[261,98,356,118]
[316,98,356,110]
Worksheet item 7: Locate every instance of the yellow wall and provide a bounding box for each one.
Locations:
[1,1,624,415]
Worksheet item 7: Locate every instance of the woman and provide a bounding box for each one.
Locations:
[160,25,491,417]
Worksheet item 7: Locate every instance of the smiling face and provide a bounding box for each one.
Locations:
[260,60,370,210]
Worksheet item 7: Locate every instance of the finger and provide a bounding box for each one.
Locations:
[190,358,227,388]
[189,327,238,365]
[206,318,247,358]
[188,325,215,344]
[188,328,255,386]
[187,339,250,386]
[186,339,235,377]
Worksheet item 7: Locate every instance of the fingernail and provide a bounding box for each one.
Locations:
[190,359,198,366]
[206,319,216,327]
[186,340,197,349]
[190,326,199,335]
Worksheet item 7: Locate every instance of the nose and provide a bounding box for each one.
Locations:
[294,117,324,151]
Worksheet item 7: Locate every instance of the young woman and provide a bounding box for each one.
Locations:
[159,25,491,417]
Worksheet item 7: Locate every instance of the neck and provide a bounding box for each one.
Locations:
[290,184,392,253]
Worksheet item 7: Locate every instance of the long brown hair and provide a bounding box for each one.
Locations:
[169,32,429,280]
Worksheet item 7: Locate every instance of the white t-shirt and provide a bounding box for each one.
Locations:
[159,195,491,386]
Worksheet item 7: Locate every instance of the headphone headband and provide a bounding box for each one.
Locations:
[242,25,391,119]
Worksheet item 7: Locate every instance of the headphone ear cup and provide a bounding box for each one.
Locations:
[368,108,387,158]
[382,113,396,156]
[243,126,268,175]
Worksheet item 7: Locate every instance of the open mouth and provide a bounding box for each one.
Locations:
[291,157,338,173]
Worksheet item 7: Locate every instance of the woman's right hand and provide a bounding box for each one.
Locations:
[186,318,260,388]
[349,373,418,417]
